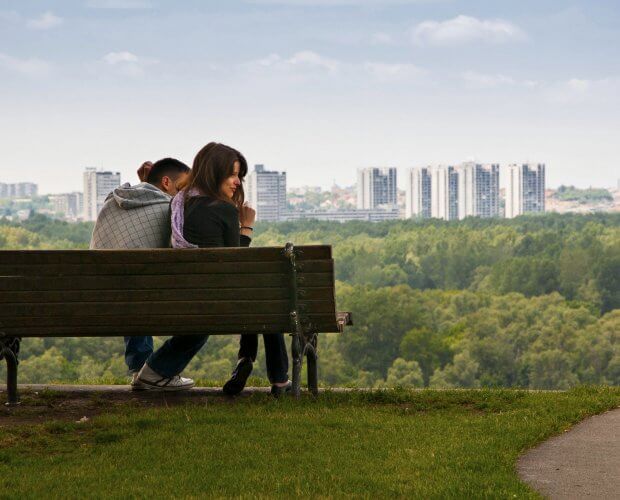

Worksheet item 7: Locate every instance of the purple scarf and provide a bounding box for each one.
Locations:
[171,188,199,249]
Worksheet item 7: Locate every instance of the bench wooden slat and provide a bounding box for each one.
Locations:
[0,260,332,277]
[0,272,333,291]
[0,299,334,317]
[0,287,330,303]
[0,312,335,328]
[0,246,331,265]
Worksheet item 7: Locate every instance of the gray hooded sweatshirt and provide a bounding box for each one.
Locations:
[89,182,172,249]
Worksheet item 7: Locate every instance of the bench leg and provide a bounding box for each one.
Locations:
[306,335,318,396]
[1,337,20,407]
[291,334,302,398]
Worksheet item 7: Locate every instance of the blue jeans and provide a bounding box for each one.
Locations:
[124,336,153,372]
[146,334,209,378]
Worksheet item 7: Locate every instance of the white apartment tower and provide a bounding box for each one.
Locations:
[405,167,432,219]
[245,164,287,222]
[429,165,459,220]
[0,182,38,198]
[505,163,546,218]
[357,167,398,210]
[83,168,121,221]
[455,163,500,219]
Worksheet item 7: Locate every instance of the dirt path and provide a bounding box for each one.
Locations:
[517,408,620,499]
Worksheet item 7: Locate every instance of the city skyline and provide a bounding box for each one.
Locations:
[1,1,619,193]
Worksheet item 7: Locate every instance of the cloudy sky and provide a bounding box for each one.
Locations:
[1,0,619,193]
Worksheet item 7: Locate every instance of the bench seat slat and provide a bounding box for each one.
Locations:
[0,313,336,328]
[0,300,334,317]
[0,325,340,336]
[0,272,333,291]
[0,260,332,277]
[0,287,330,303]
[0,246,331,265]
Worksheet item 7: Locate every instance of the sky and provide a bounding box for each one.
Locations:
[1,0,619,193]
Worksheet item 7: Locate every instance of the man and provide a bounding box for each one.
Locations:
[90,158,192,390]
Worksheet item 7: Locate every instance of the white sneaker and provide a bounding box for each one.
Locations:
[130,371,148,391]
[137,363,195,391]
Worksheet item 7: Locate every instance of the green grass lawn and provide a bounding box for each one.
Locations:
[1,387,618,498]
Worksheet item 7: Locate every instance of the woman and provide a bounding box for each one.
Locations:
[171,142,291,396]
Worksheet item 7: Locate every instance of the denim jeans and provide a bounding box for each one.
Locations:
[124,336,154,372]
[146,334,209,378]
[238,333,289,384]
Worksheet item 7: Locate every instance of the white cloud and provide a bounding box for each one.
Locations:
[27,12,63,30]
[247,51,340,74]
[364,62,426,82]
[288,50,340,72]
[100,51,157,77]
[87,0,152,8]
[103,51,140,64]
[245,50,426,83]
[546,77,620,104]
[412,15,525,46]
[0,53,51,76]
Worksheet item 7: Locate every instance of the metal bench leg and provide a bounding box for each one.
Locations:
[1,337,21,407]
[291,333,302,398]
[306,335,318,396]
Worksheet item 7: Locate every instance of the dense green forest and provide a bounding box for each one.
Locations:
[552,185,613,203]
[1,213,618,389]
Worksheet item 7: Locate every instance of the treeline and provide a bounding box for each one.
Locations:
[254,213,620,313]
[0,214,93,249]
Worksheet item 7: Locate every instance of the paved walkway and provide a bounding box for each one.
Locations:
[517,408,620,499]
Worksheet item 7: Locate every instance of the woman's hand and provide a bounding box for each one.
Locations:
[240,203,256,227]
[240,203,256,238]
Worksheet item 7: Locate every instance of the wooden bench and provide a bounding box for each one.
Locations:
[0,243,351,405]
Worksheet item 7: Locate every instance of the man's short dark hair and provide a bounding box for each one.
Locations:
[146,158,190,185]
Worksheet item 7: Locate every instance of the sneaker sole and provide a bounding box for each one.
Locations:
[138,379,195,392]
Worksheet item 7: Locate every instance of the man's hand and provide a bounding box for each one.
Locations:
[137,161,153,182]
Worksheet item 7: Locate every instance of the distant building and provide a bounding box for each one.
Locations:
[405,167,432,219]
[430,165,459,221]
[357,167,398,210]
[245,164,287,222]
[49,192,84,220]
[283,207,400,223]
[0,182,38,198]
[455,162,500,219]
[83,168,121,221]
[506,163,546,218]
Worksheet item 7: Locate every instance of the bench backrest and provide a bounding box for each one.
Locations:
[0,246,339,337]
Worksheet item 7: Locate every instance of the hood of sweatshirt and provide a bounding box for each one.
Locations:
[109,182,171,210]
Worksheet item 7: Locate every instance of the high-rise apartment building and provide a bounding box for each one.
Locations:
[49,192,84,220]
[357,167,398,210]
[83,168,121,221]
[405,167,432,219]
[429,165,459,220]
[455,162,500,219]
[0,182,38,198]
[505,163,546,218]
[245,164,287,222]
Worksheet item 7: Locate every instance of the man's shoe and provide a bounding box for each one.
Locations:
[270,381,292,398]
[223,357,253,396]
[130,371,148,391]
[137,363,195,391]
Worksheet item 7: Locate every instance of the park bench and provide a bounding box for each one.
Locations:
[0,243,352,406]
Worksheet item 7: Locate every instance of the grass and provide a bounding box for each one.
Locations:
[0,386,618,498]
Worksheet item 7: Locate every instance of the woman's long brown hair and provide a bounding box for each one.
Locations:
[180,142,248,208]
